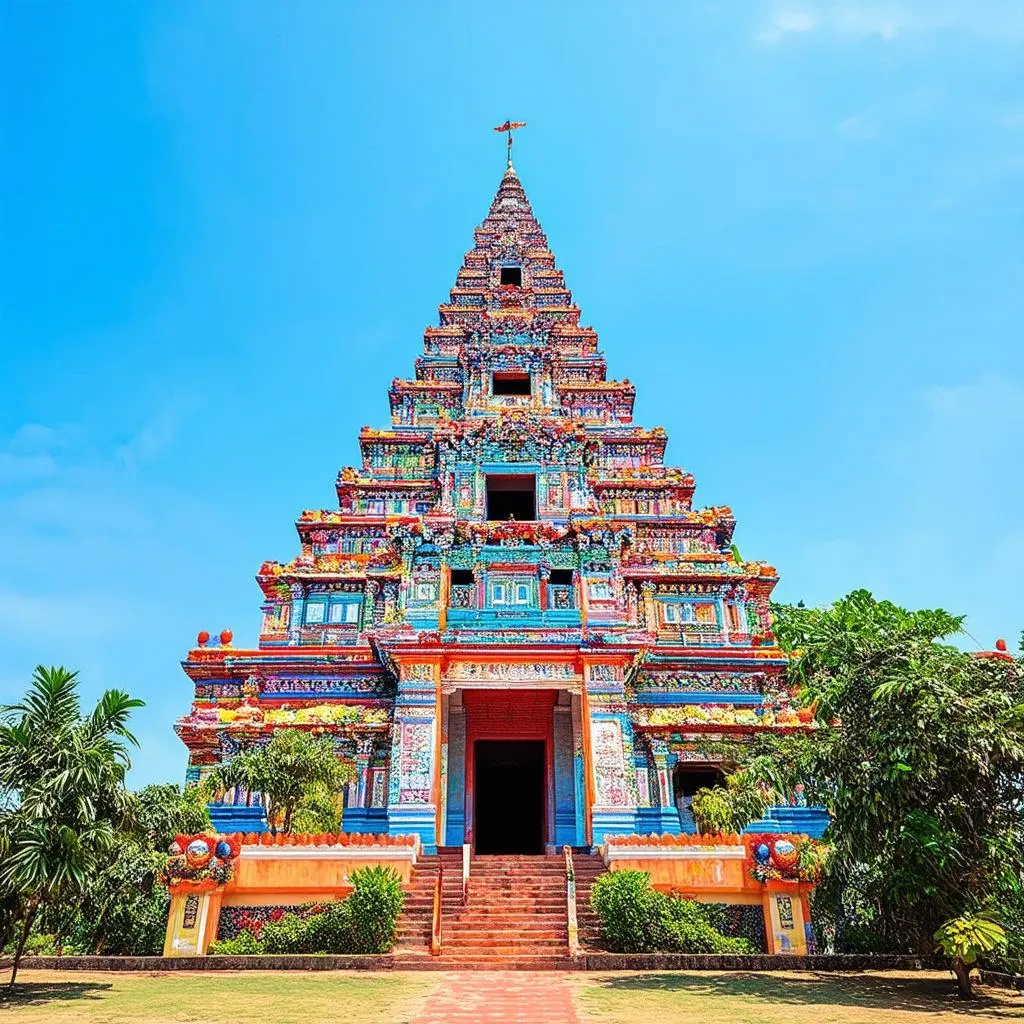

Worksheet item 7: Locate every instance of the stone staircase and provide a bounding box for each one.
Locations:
[394,848,463,954]
[395,851,607,969]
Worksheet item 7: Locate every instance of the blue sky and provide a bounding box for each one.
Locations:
[2,2,1022,786]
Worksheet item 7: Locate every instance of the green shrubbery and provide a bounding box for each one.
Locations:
[346,865,407,953]
[206,929,263,956]
[590,870,753,954]
[207,866,405,956]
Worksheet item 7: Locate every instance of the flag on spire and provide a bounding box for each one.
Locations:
[493,120,526,167]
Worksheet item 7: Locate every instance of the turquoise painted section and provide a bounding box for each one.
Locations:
[208,803,267,833]
[387,804,437,855]
[447,609,581,628]
[592,809,638,846]
[445,710,467,846]
[745,805,830,838]
[636,691,764,705]
[552,707,578,845]
[573,731,586,846]
[636,806,683,834]
[343,807,388,834]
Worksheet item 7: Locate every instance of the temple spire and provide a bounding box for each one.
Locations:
[493,120,526,170]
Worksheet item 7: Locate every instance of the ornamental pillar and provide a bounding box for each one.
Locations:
[649,737,672,808]
[583,658,639,844]
[538,564,550,611]
[354,737,373,809]
[288,583,304,644]
[386,659,441,854]
[640,580,657,637]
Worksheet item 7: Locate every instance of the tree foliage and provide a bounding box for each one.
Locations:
[772,590,1024,954]
[58,783,212,956]
[207,729,353,834]
[0,666,143,985]
[934,911,1007,998]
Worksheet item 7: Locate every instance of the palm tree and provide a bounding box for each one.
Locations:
[0,666,143,987]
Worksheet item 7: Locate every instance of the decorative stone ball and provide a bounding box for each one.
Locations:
[220,629,233,646]
[772,839,799,871]
[169,840,183,856]
[754,843,771,864]
[186,838,211,865]
[215,839,232,859]
[197,631,210,647]
[996,638,1008,652]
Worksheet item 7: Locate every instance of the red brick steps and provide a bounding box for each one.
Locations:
[395,850,609,966]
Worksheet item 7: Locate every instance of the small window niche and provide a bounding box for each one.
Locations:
[485,473,536,521]
[492,372,531,396]
[499,265,522,286]
[548,569,574,587]
[449,569,475,609]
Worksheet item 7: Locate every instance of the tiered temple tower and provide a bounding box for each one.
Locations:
[176,156,823,853]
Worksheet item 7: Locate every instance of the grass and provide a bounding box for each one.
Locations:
[0,970,437,1024]
[2,968,1021,1023]
[574,970,1024,1023]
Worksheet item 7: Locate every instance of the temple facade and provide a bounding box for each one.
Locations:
[175,156,826,856]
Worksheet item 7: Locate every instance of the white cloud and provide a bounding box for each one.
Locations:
[833,7,907,40]
[758,9,819,42]
[116,413,180,471]
[0,451,57,483]
[756,3,1024,44]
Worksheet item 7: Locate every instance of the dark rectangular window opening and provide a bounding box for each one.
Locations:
[549,569,573,587]
[450,569,474,586]
[492,372,531,396]
[486,473,536,521]
[499,266,522,286]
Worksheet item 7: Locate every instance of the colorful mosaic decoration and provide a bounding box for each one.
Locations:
[163,833,241,889]
[174,145,823,853]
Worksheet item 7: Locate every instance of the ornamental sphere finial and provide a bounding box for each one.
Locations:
[220,629,233,647]
[197,630,210,647]
[996,638,1007,652]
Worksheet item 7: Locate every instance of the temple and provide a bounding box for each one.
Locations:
[174,150,827,862]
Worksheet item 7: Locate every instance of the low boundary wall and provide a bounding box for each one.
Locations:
[3,953,944,973]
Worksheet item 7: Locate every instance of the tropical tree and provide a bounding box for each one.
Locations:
[207,729,352,834]
[0,666,143,986]
[772,590,1024,954]
[56,783,212,956]
[934,911,1007,999]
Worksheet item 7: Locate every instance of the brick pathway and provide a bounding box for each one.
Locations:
[410,970,579,1024]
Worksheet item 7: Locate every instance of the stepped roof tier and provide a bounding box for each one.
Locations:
[175,154,811,854]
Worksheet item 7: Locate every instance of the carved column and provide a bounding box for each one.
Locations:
[288,583,304,644]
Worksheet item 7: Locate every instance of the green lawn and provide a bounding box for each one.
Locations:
[0,970,437,1024]
[1,968,1021,1024]
[575,970,1024,1024]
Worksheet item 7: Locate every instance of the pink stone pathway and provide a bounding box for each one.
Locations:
[410,971,579,1024]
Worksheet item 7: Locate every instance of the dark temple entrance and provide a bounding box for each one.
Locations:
[474,740,545,854]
